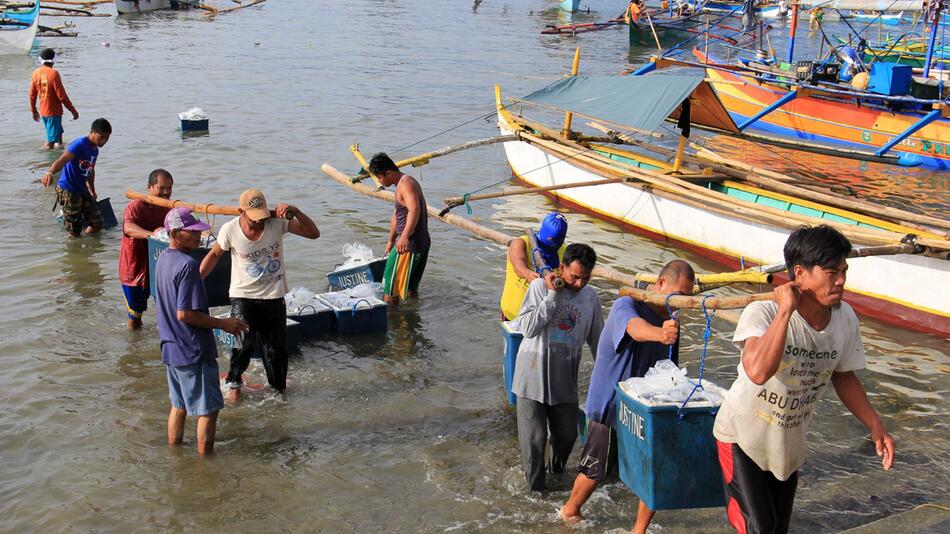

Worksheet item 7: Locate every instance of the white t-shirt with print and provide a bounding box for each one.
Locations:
[713,300,866,481]
[216,217,290,300]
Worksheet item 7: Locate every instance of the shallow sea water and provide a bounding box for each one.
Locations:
[0,1,947,532]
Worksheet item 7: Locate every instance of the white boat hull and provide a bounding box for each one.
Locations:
[116,0,175,14]
[499,124,950,335]
[0,15,38,55]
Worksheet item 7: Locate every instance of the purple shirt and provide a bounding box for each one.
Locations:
[585,297,678,426]
[155,248,217,367]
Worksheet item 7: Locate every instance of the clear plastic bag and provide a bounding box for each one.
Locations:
[340,242,375,267]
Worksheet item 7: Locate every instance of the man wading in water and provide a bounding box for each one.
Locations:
[201,189,319,401]
[715,225,895,533]
[369,153,431,306]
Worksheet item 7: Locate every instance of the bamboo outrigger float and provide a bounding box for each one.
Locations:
[489,61,949,336]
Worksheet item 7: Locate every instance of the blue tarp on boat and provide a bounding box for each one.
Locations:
[519,74,714,134]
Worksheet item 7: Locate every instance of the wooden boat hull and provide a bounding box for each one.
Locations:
[628,20,693,47]
[697,51,950,170]
[497,121,950,336]
[0,1,39,55]
[116,0,176,14]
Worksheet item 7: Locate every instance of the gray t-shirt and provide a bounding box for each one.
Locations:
[713,300,866,481]
[512,278,604,406]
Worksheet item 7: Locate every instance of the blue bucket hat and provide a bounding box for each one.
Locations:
[536,212,568,249]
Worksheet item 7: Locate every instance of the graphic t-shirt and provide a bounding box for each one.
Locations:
[155,249,217,367]
[585,297,678,427]
[216,217,290,299]
[29,65,75,117]
[512,278,604,406]
[713,300,866,481]
[118,200,169,287]
[58,136,98,195]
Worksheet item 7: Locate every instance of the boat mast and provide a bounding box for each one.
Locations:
[923,0,944,77]
[787,0,800,63]
[562,48,581,137]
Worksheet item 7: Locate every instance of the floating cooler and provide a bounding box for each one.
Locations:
[614,383,725,511]
[326,258,387,291]
[318,292,388,335]
[500,320,523,406]
[148,237,231,307]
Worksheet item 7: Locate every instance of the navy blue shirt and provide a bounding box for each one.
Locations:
[58,136,98,195]
[155,248,217,367]
[585,297,679,426]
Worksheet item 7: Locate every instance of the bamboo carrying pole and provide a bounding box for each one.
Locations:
[350,135,519,183]
[125,190,284,219]
[561,48,581,137]
[620,286,775,310]
[322,163,755,322]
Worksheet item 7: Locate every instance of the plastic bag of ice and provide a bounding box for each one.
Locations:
[284,287,318,313]
[178,107,208,120]
[153,228,170,243]
[620,359,726,406]
[348,282,382,299]
[341,242,374,267]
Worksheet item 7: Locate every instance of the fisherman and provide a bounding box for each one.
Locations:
[119,169,174,330]
[715,225,894,533]
[200,189,319,401]
[560,259,696,532]
[500,212,568,321]
[809,6,824,29]
[41,118,112,238]
[368,153,431,306]
[29,48,79,150]
[155,207,248,456]
[513,243,605,492]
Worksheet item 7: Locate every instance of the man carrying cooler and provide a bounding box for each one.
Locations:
[41,118,112,238]
[715,225,894,533]
[560,260,696,533]
[29,48,79,150]
[155,207,247,455]
[200,189,319,400]
[513,243,604,492]
[119,169,174,330]
[368,153,431,306]
[500,212,568,321]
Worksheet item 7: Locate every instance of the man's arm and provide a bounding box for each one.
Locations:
[586,301,605,358]
[52,72,78,119]
[831,371,895,471]
[740,282,799,385]
[199,243,225,280]
[626,316,679,345]
[517,280,558,337]
[508,238,538,282]
[386,209,398,254]
[41,150,74,187]
[276,204,319,239]
[86,168,96,199]
[29,77,39,121]
[395,179,422,253]
[177,310,248,335]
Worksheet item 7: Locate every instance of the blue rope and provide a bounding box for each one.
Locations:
[677,294,715,419]
[664,293,678,361]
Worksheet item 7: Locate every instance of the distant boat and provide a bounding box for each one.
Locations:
[848,10,904,26]
[0,0,39,55]
[694,1,786,19]
[560,0,581,13]
[115,0,177,15]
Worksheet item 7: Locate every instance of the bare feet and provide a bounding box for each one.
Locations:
[127,318,142,330]
[383,295,398,306]
[224,387,240,402]
[83,226,98,236]
[559,506,583,526]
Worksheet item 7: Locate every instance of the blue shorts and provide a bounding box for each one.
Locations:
[122,284,150,320]
[166,359,224,416]
[41,115,64,143]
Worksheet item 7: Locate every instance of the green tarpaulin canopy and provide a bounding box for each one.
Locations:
[518,74,706,134]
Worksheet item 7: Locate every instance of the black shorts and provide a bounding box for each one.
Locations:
[717,440,798,534]
[577,420,618,482]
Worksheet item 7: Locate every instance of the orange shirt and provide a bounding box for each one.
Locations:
[29,65,76,118]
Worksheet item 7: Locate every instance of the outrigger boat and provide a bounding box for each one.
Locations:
[848,10,905,25]
[693,0,786,19]
[115,0,265,16]
[490,65,950,336]
[0,0,39,55]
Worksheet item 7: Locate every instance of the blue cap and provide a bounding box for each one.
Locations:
[536,212,567,249]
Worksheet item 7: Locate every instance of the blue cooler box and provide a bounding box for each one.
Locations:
[57,197,117,229]
[213,314,300,355]
[614,384,724,511]
[318,293,388,335]
[148,237,231,307]
[287,299,335,336]
[867,62,913,96]
[326,258,387,290]
[500,320,523,406]
[180,118,209,132]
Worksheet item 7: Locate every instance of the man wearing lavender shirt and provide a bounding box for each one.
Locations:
[155,207,247,455]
